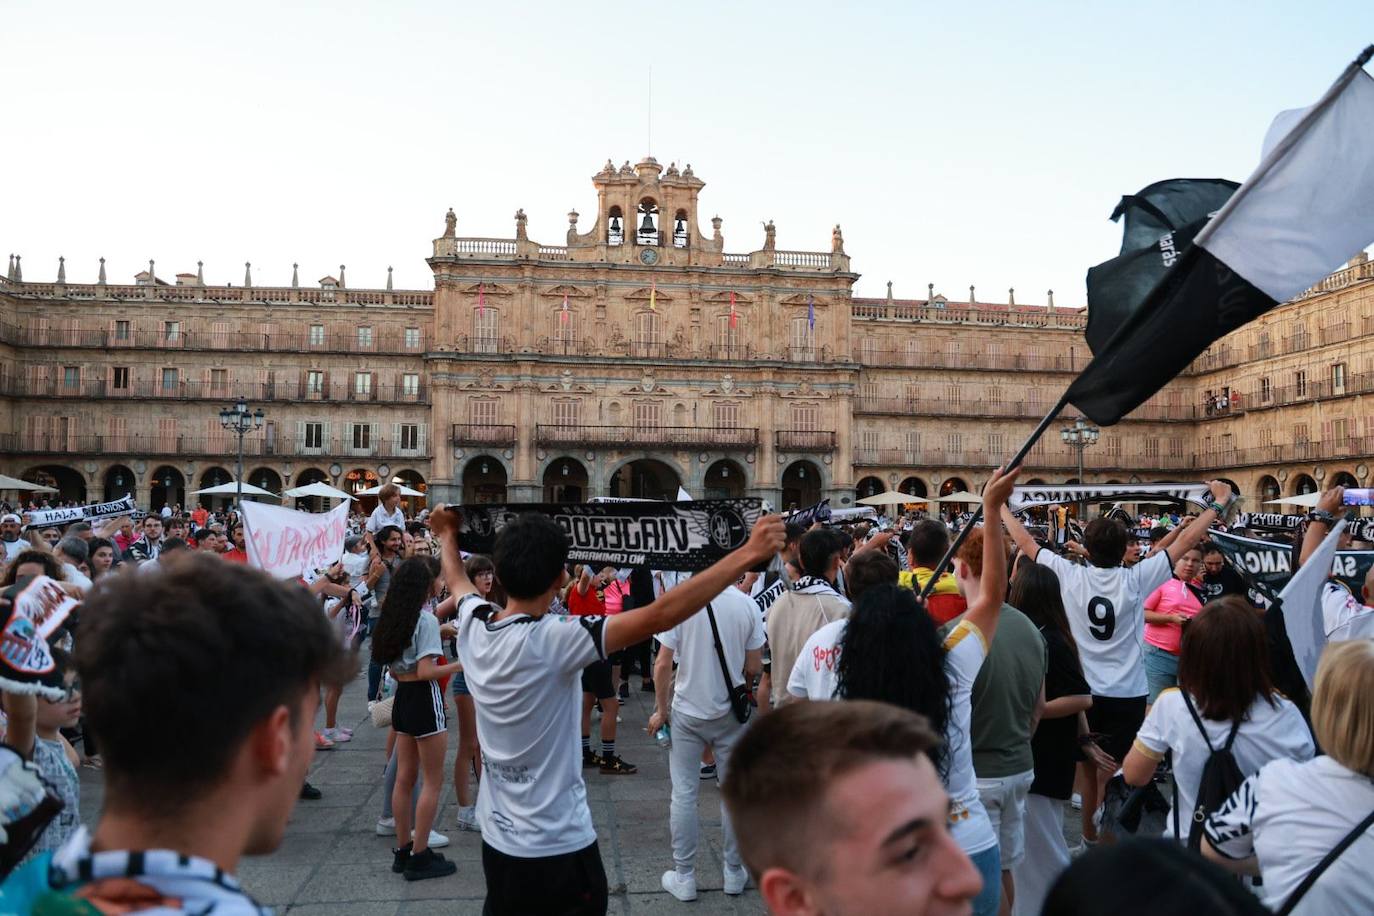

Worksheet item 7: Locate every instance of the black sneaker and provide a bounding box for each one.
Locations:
[391,841,413,874]
[299,782,322,800]
[404,847,457,882]
[618,681,630,700]
[583,748,605,769]
[700,764,717,780]
[600,754,638,775]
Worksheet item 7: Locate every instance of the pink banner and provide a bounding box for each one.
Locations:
[242,500,350,580]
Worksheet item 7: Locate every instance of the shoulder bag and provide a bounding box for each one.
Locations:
[706,603,753,724]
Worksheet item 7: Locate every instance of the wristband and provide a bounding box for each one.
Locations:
[1307,510,1336,525]
[1207,502,1227,515]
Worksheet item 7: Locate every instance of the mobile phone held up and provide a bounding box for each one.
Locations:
[1342,488,1374,506]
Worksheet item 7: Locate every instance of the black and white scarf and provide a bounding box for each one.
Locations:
[792,576,847,602]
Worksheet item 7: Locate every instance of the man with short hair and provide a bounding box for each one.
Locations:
[901,519,968,624]
[367,484,406,534]
[648,582,765,901]
[764,528,850,709]
[432,506,783,916]
[165,517,189,544]
[722,700,983,915]
[0,513,24,562]
[34,552,353,911]
[66,521,93,542]
[1199,543,1249,601]
[223,522,249,563]
[54,537,94,593]
[125,515,165,564]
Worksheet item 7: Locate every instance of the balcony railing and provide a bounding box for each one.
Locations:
[851,447,1197,472]
[775,430,836,452]
[851,301,1087,330]
[854,347,1083,372]
[0,433,431,459]
[452,424,518,447]
[535,425,758,450]
[853,396,1197,422]
[12,326,429,354]
[3,378,428,405]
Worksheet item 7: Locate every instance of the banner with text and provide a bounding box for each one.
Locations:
[242,500,350,580]
[0,576,79,700]
[1209,529,1374,595]
[785,499,831,527]
[458,499,765,572]
[1008,484,1211,513]
[1235,511,1374,542]
[25,495,135,530]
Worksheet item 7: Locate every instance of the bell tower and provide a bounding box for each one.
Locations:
[568,157,720,266]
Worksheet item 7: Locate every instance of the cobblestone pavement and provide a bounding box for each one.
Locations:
[79,672,1086,913]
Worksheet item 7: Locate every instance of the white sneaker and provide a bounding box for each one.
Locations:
[1070,792,1083,810]
[427,830,450,849]
[661,870,698,902]
[723,864,748,895]
[456,806,481,833]
[375,817,396,836]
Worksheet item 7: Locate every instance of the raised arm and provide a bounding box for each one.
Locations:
[1165,480,1236,561]
[430,505,479,602]
[964,465,1021,643]
[1000,501,1042,561]
[1298,486,1344,568]
[1144,521,1185,559]
[604,515,785,653]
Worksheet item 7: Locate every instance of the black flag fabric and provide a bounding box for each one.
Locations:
[1067,48,1374,426]
[1085,179,1239,355]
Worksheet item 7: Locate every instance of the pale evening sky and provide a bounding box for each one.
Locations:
[2,0,1365,303]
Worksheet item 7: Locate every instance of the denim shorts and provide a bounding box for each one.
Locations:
[1143,643,1180,704]
[451,670,470,697]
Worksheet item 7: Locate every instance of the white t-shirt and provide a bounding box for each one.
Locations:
[787,618,847,702]
[1132,688,1314,839]
[1,539,25,562]
[1319,582,1374,642]
[657,586,764,721]
[366,504,406,534]
[1036,548,1171,697]
[1205,755,1374,915]
[455,593,607,858]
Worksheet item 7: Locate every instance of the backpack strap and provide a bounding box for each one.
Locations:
[704,603,739,692]
[1181,691,1241,753]
[1276,806,1374,916]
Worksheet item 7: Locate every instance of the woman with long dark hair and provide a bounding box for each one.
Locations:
[1008,563,1095,916]
[372,556,461,881]
[1124,597,1313,844]
[827,466,1020,916]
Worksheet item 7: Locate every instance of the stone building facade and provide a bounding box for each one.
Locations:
[1,157,1371,512]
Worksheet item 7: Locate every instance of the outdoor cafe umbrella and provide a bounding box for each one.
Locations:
[1263,493,1322,508]
[190,481,280,500]
[0,474,57,493]
[354,483,425,497]
[935,491,984,505]
[859,491,936,507]
[283,482,356,501]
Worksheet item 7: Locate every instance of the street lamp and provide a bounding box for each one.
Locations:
[219,396,265,510]
[1060,418,1100,519]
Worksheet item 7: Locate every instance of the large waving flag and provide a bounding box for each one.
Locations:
[1067,47,1374,426]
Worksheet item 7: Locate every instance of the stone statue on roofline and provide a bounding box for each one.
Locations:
[762,220,776,252]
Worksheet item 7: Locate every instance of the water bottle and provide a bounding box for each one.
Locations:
[655,724,671,749]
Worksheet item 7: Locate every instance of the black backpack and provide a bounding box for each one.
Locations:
[1179,691,1245,851]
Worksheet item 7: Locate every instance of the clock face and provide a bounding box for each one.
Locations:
[639,247,659,265]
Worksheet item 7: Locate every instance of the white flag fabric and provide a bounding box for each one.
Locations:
[1198,52,1374,302]
[242,500,350,580]
[1007,483,1211,513]
[1278,519,1346,689]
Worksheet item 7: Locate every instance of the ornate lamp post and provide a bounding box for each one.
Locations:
[219,396,264,509]
[1060,418,1100,519]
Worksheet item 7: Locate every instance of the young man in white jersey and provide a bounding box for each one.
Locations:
[1296,485,1374,643]
[1001,479,1232,842]
[431,506,784,916]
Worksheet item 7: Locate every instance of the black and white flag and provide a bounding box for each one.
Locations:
[1068,47,1374,426]
[1007,483,1211,513]
[25,495,135,530]
[457,499,765,572]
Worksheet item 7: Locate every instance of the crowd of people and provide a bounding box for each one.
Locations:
[0,475,1371,915]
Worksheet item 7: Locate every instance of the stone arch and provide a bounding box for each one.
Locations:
[781,460,823,511]
[462,455,508,504]
[248,467,283,495]
[939,477,969,497]
[1291,473,1318,496]
[197,466,234,510]
[1331,470,1359,489]
[1256,474,1281,504]
[543,456,589,502]
[607,457,682,501]
[704,458,747,500]
[394,469,428,512]
[149,465,185,511]
[103,464,136,502]
[898,476,928,498]
[22,465,87,504]
[856,476,886,499]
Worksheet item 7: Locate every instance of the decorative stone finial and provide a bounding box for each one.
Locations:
[386,266,393,291]
[244,262,252,288]
[338,265,346,288]
[443,208,456,239]
[1047,289,1055,309]
[969,285,976,304]
[514,208,528,241]
[98,257,107,285]
[12,255,20,282]
[291,263,299,288]
[567,209,579,244]
[886,280,893,302]
[57,256,66,284]
[1008,287,1015,306]
[927,282,934,301]
[711,215,723,242]
[196,260,204,286]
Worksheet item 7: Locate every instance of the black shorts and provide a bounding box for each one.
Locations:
[580,659,615,700]
[481,840,608,916]
[1086,694,1146,763]
[392,680,447,738]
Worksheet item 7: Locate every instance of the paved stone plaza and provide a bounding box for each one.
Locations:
[79,672,767,914]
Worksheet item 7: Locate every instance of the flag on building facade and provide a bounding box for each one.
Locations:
[1066,46,1374,427]
[477,282,486,317]
[649,279,656,310]
[729,290,737,329]
[561,290,569,323]
[807,293,815,330]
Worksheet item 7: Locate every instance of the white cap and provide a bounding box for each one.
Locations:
[0,513,21,525]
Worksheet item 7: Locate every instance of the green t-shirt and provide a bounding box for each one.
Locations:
[966,605,1048,778]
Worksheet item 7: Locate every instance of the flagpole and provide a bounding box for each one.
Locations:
[917,391,1070,599]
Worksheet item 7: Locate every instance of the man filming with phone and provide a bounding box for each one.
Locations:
[1295,485,1374,643]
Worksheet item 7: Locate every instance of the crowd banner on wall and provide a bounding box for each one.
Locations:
[24,495,135,530]
[1209,529,1374,595]
[457,499,765,572]
[1007,484,1211,513]
[242,500,350,580]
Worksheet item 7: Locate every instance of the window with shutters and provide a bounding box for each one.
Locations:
[1260,377,1272,402]
[211,321,230,348]
[161,368,178,390]
[61,366,79,389]
[715,315,741,355]
[946,432,963,456]
[402,373,419,398]
[552,399,580,427]
[157,417,177,452]
[1258,427,1273,448]
[1105,435,1123,458]
[356,326,374,350]
[860,381,878,403]
[1294,422,1310,442]
[859,428,879,452]
[107,417,127,452]
[986,432,1004,455]
[1295,370,1307,397]
[1144,439,1160,458]
[986,341,1004,368]
[308,324,325,347]
[632,400,661,428]
[473,309,499,353]
[791,403,818,431]
[210,369,228,396]
[634,312,661,356]
[351,423,371,450]
[307,371,324,397]
[304,422,324,450]
[904,339,922,367]
[713,401,740,429]
[114,320,130,341]
[905,430,922,457]
[860,336,878,363]
[163,321,180,343]
[404,327,421,350]
[1168,437,1184,458]
[468,398,500,427]
[354,372,372,396]
[1333,417,1351,445]
[946,384,961,406]
[1333,362,1347,394]
[987,386,1003,407]
[112,367,130,391]
[553,309,578,351]
[399,424,420,452]
[789,317,815,361]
